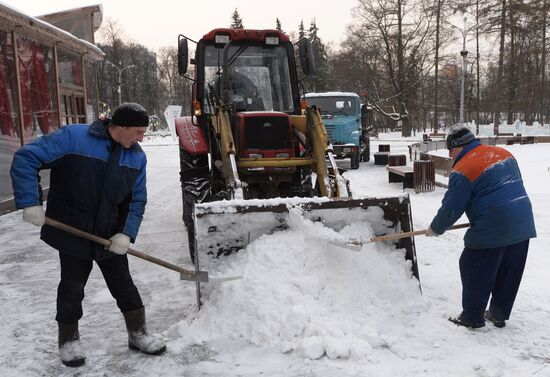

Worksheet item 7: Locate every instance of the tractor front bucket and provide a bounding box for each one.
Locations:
[193,194,420,283]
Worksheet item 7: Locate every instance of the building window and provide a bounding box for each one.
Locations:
[57,48,83,87]
[60,92,86,125]
[58,48,86,125]
[16,35,59,140]
[0,28,21,203]
[85,60,97,122]
[0,29,19,139]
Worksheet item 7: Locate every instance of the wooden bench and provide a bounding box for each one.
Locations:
[388,154,407,167]
[387,165,414,189]
[374,144,391,165]
[374,152,390,165]
[387,160,436,192]
[520,136,535,144]
[422,133,446,142]
[506,136,522,145]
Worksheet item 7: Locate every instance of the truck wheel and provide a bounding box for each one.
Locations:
[351,149,360,169]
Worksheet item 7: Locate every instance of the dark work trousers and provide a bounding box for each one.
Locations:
[459,239,529,323]
[56,251,143,323]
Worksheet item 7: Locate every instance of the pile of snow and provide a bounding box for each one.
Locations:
[169,208,422,360]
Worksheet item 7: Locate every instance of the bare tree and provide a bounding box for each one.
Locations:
[351,0,435,136]
[157,47,193,115]
[434,0,444,131]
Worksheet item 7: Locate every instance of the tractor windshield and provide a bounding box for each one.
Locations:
[203,44,294,113]
[306,96,358,116]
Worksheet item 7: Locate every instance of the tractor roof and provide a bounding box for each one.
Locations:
[201,28,290,43]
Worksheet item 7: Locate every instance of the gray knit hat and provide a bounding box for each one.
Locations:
[111,102,149,127]
[446,124,475,150]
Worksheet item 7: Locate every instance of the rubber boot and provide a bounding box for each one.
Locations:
[58,322,85,367]
[123,307,166,355]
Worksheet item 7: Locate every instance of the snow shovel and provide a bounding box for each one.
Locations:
[366,223,470,243]
[44,217,210,283]
[333,222,471,249]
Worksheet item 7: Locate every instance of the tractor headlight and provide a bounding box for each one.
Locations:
[265,36,279,45]
[215,35,230,44]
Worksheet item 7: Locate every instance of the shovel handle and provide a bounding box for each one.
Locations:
[368,223,470,243]
[44,217,198,279]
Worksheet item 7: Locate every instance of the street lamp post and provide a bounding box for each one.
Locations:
[105,61,135,106]
[459,17,468,126]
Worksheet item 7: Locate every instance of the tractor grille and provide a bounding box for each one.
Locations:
[243,116,291,150]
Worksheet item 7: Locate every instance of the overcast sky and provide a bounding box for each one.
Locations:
[7,0,359,51]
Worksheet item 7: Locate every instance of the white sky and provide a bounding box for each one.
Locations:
[8,0,359,51]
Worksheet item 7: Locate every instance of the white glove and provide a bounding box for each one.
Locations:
[23,205,45,227]
[425,226,439,237]
[108,233,131,255]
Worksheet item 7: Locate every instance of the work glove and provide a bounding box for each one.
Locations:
[23,205,45,227]
[425,226,439,237]
[108,233,131,255]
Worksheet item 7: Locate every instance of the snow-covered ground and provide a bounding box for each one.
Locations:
[1,136,549,377]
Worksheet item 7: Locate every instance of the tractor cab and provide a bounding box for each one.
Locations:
[179,28,312,117]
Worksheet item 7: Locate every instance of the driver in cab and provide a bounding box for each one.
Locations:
[214,66,265,111]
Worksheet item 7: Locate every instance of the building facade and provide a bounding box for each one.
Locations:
[0,4,104,210]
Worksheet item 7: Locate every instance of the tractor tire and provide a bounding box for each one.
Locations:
[179,149,210,263]
[350,149,360,169]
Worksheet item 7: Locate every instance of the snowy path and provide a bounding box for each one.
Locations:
[1,140,549,376]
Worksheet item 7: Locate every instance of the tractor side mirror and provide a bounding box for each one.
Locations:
[298,38,315,75]
[177,36,189,76]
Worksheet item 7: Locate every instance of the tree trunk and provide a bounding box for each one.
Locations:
[434,0,442,132]
[507,0,516,124]
[476,0,481,133]
[397,0,411,136]
[541,0,548,123]
[493,0,507,134]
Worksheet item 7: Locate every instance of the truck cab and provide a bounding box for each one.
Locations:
[305,92,370,168]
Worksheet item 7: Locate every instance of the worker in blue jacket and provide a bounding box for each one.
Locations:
[427,124,536,329]
[10,103,166,367]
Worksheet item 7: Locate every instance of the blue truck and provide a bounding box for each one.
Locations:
[305,92,370,169]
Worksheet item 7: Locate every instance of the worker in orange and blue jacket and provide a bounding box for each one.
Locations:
[426,124,536,329]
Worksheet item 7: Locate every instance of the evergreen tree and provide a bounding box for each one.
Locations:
[230,8,244,29]
[276,18,282,31]
[306,19,330,92]
[298,20,305,39]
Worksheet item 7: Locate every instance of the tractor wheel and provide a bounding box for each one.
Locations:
[350,149,360,169]
[179,149,210,263]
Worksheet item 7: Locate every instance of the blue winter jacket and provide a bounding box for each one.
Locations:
[430,139,536,249]
[10,120,147,260]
